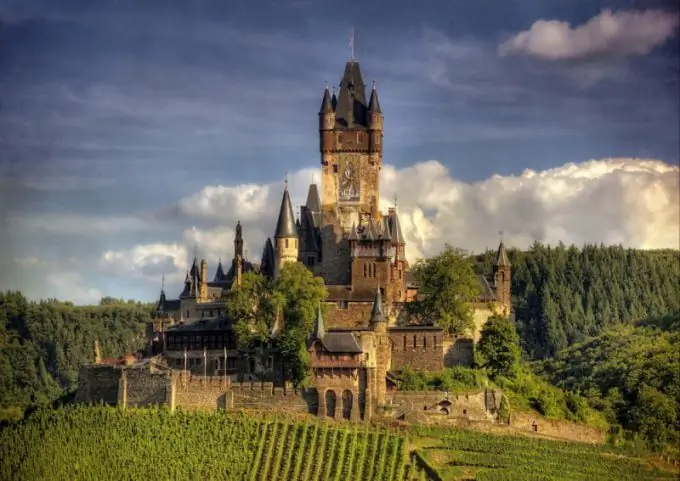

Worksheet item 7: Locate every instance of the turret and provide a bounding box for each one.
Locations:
[319,85,335,153]
[368,81,383,157]
[274,182,299,278]
[493,240,511,313]
[369,285,387,332]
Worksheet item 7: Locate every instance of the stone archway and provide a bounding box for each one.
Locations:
[342,390,353,420]
[325,390,337,418]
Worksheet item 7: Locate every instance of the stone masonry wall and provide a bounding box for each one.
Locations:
[325,302,373,328]
[510,411,605,444]
[442,337,474,367]
[75,365,122,405]
[385,390,495,422]
[123,368,169,407]
[389,331,444,372]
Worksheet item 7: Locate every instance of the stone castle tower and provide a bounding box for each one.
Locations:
[274,183,299,279]
[312,61,407,306]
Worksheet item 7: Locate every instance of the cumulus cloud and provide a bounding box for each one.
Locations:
[499,9,679,60]
[99,243,189,282]
[148,157,679,274]
[6,157,677,303]
[45,271,104,305]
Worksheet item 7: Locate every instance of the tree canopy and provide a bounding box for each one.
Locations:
[406,245,479,334]
[477,315,521,378]
[224,263,327,385]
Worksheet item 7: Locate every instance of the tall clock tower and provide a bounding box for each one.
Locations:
[318,60,384,284]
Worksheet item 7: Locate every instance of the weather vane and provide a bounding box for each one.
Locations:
[284,171,288,189]
[161,274,165,291]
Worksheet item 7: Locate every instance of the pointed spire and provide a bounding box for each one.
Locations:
[214,258,225,282]
[305,183,321,213]
[331,85,337,109]
[368,80,382,114]
[275,181,298,239]
[493,237,511,267]
[370,285,387,324]
[390,209,404,245]
[320,84,333,113]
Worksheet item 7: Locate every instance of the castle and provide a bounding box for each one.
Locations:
[139,56,511,421]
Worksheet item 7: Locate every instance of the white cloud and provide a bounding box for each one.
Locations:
[99,243,189,282]
[44,271,104,305]
[499,9,679,60]
[163,157,679,271]
[7,157,677,304]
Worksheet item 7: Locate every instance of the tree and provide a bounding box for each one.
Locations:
[273,263,327,385]
[406,244,479,334]
[477,315,521,378]
[224,272,277,348]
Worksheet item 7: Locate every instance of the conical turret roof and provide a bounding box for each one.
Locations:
[493,242,510,267]
[370,287,387,324]
[275,185,298,239]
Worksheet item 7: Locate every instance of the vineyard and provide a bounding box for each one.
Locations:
[410,426,678,481]
[2,406,677,481]
[0,406,409,481]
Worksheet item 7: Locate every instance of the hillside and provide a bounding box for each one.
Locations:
[477,244,679,359]
[536,313,679,450]
[0,292,152,419]
[1,406,674,481]
[0,407,407,481]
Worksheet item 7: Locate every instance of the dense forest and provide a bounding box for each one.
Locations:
[477,243,679,359]
[0,293,153,420]
[1,244,678,445]
[536,314,679,449]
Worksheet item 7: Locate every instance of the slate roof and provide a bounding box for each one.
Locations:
[320,87,333,113]
[166,318,232,333]
[368,83,382,114]
[156,290,181,312]
[369,287,387,324]
[335,61,369,129]
[310,304,363,353]
[260,238,276,277]
[494,242,510,267]
[275,186,297,238]
[476,275,497,302]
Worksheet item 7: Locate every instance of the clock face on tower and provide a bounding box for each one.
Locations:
[338,155,360,203]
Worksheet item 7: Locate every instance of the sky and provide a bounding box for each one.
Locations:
[0,0,678,304]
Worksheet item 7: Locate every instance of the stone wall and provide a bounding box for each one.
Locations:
[325,302,373,328]
[389,330,444,372]
[385,390,496,422]
[509,411,606,444]
[442,337,474,367]
[75,365,122,405]
[124,368,170,407]
[172,374,229,410]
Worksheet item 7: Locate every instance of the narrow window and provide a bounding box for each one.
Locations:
[403,336,407,349]
[433,336,437,348]
[413,335,417,348]
[363,264,367,277]
[285,239,289,248]
[424,336,427,349]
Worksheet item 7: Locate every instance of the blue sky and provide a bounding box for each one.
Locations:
[0,0,678,304]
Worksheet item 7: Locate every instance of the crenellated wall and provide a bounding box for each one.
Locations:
[76,366,316,414]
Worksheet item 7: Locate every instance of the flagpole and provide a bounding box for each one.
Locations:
[204,346,207,379]
[349,27,355,61]
[224,346,228,385]
[183,347,187,387]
